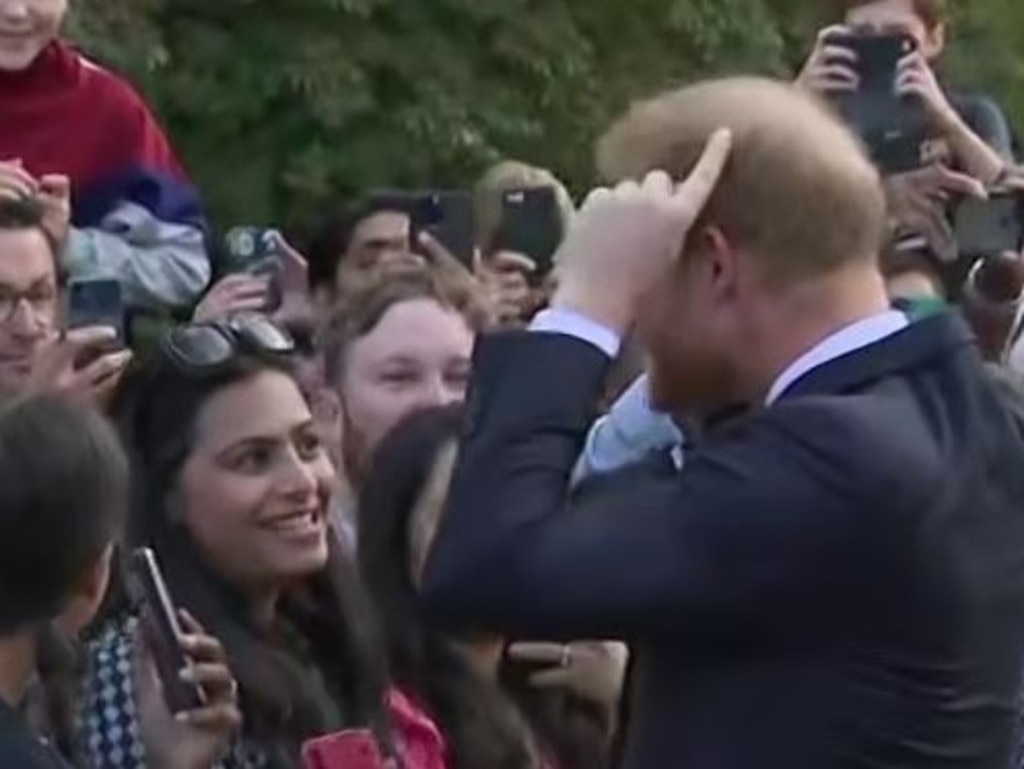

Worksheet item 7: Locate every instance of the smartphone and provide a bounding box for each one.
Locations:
[410,191,476,267]
[830,32,928,173]
[301,729,386,769]
[67,278,125,340]
[129,548,206,714]
[66,278,126,368]
[224,227,283,312]
[953,193,1024,259]
[491,187,563,279]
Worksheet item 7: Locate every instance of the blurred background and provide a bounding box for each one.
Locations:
[67,0,1024,231]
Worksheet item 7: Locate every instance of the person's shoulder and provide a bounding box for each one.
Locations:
[750,391,944,503]
[68,46,154,123]
[0,700,71,769]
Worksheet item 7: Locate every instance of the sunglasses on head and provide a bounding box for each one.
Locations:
[162,315,295,374]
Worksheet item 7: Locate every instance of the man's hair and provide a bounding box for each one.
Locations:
[597,77,887,287]
[323,266,491,384]
[0,395,128,633]
[305,192,412,291]
[474,161,575,253]
[0,195,60,256]
[836,0,947,29]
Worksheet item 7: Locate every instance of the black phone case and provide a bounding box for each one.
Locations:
[830,33,929,173]
[411,191,476,267]
[130,549,206,714]
[67,279,125,342]
[492,187,562,278]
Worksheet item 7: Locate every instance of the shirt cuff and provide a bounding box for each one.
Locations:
[529,308,622,358]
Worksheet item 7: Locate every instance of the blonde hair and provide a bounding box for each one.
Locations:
[323,266,491,383]
[597,77,887,287]
[474,160,575,253]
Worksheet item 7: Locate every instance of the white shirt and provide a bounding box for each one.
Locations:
[531,308,909,405]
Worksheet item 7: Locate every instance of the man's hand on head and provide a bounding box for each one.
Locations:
[551,129,732,335]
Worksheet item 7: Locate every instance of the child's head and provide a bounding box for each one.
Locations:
[0,394,127,639]
[0,0,67,72]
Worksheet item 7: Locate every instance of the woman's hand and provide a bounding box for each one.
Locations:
[136,611,242,769]
[507,640,629,717]
[193,273,271,322]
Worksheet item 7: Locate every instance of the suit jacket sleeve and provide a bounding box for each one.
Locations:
[422,331,888,641]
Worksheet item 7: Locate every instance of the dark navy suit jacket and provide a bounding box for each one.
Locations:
[423,312,1024,769]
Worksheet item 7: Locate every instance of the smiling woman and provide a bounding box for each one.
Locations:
[78,316,398,769]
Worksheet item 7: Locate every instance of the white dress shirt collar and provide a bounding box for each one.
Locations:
[766,310,909,405]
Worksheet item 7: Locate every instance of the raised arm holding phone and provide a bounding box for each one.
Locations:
[797,0,1010,182]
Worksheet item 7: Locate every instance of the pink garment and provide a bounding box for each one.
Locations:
[387,688,451,769]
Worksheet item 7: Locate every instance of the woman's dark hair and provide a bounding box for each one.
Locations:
[107,346,392,768]
[359,406,609,769]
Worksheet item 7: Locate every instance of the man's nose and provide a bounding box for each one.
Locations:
[9,299,46,339]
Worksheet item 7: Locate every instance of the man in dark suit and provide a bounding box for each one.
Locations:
[423,76,1024,769]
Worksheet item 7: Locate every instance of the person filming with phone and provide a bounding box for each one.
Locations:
[0,394,240,769]
[0,196,132,408]
[797,0,1012,183]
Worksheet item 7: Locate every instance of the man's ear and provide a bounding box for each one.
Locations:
[702,226,740,304]
[57,544,114,638]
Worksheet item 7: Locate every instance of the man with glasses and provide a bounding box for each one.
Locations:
[0,196,130,403]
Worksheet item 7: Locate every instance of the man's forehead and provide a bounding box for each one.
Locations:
[845,0,923,29]
[0,229,57,287]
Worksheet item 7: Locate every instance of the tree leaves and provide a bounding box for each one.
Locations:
[67,0,1022,232]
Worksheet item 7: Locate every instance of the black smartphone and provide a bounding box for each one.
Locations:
[830,32,928,173]
[129,548,206,714]
[953,193,1024,259]
[410,191,476,267]
[224,227,283,312]
[491,187,563,279]
[67,278,125,339]
[66,278,126,367]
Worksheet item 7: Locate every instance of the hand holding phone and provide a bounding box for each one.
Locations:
[410,191,476,267]
[65,277,128,376]
[67,278,125,343]
[130,548,207,714]
[491,187,563,281]
[224,227,284,312]
[827,31,929,173]
[953,192,1024,259]
[796,25,860,95]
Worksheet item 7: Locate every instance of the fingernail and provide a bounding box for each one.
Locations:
[175,712,191,724]
[180,667,194,683]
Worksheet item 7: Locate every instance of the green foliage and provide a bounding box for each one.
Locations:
[67,0,1022,232]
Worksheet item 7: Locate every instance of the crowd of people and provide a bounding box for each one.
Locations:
[2,0,1024,767]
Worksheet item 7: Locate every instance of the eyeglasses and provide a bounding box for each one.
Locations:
[162,315,295,374]
[0,285,57,323]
